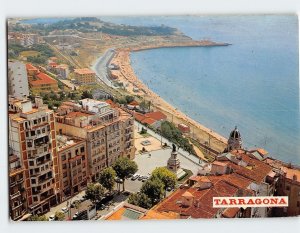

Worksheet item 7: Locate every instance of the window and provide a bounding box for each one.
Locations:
[80,147,85,153]
[27,141,32,147]
[31,179,36,184]
[33,119,37,125]
[33,196,38,202]
[42,128,45,133]
[25,131,29,137]
[286,186,290,191]
[29,161,34,166]
[297,201,300,208]
[63,172,67,178]
[61,154,66,161]
[62,164,67,169]
[31,131,35,136]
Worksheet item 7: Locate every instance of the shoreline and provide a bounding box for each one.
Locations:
[93,42,229,154]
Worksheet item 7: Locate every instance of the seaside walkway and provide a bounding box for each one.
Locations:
[134,121,207,166]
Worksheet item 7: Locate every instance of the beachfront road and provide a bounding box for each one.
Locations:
[91,48,116,87]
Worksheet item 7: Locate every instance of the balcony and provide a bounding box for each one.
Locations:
[10,191,21,200]
[12,202,23,210]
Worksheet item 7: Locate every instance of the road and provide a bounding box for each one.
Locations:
[91,48,116,88]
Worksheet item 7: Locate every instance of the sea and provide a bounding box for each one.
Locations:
[101,15,299,164]
[21,16,300,164]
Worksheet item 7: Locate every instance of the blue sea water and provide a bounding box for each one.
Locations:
[102,15,300,164]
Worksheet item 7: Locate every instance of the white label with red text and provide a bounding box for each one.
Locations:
[213,196,288,208]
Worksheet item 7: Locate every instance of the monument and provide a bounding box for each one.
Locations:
[167,144,186,179]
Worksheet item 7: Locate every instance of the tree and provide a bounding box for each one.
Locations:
[28,215,48,221]
[125,95,134,104]
[85,183,105,203]
[112,157,138,191]
[99,167,116,193]
[128,193,152,209]
[140,127,147,134]
[140,178,164,205]
[81,90,93,99]
[151,167,177,191]
[54,211,65,221]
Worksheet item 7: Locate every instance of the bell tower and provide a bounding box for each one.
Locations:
[227,126,242,151]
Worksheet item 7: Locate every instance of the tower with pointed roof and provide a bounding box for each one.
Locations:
[227,126,242,152]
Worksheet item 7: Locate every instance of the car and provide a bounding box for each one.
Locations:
[72,212,79,220]
[166,187,172,192]
[138,175,148,181]
[115,177,123,183]
[131,173,140,181]
[48,215,55,221]
[99,204,106,210]
[141,176,149,182]
[123,191,131,196]
[61,207,68,213]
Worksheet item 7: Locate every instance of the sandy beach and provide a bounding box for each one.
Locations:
[109,47,228,154]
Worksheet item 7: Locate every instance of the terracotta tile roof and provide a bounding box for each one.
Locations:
[74,68,95,75]
[222,208,240,218]
[129,100,139,106]
[26,63,39,71]
[281,166,300,182]
[30,72,57,86]
[224,151,273,183]
[140,210,177,220]
[155,178,239,218]
[105,99,118,108]
[144,111,167,121]
[133,112,146,122]
[65,111,92,118]
[213,161,227,167]
[141,117,157,125]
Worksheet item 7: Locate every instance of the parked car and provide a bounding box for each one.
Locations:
[61,207,68,213]
[115,177,123,183]
[138,175,148,181]
[131,173,140,181]
[141,176,149,182]
[166,187,172,192]
[48,215,55,221]
[72,212,79,220]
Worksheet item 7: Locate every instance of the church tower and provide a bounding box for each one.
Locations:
[227,126,242,151]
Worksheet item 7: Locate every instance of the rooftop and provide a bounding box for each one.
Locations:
[30,72,58,86]
[74,68,95,75]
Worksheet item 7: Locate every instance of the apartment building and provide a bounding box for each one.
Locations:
[55,99,135,181]
[265,158,300,216]
[26,64,59,94]
[8,60,30,99]
[74,68,96,84]
[8,32,42,47]
[56,135,88,201]
[9,153,28,221]
[8,96,59,215]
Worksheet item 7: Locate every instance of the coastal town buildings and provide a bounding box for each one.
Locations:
[8,60,30,99]
[74,68,96,84]
[265,158,300,216]
[133,111,167,130]
[55,99,135,181]
[8,32,42,47]
[56,134,88,201]
[26,64,58,93]
[8,96,59,215]
[225,126,242,152]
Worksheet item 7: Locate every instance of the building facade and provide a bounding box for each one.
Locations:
[56,135,88,201]
[9,96,59,215]
[55,99,135,181]
[9,153,28,221]
[8,60,30,99]
[74,68,96,84]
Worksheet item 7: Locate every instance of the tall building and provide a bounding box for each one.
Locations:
[55,99,135,181]
[8,60,30,98]
[8,96,59,215]
[74,68,96,84]
[56,134,88,201]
